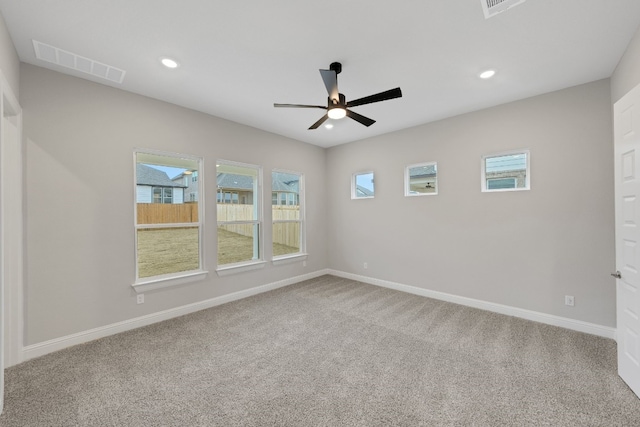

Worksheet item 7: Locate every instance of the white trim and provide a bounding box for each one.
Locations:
[133,149,205,283]
[22,268,617,363]
[24,269,331,362]
[272,253,308,265]
[272,168,305,255]
[481,149,530,192]
[216,260,266,276]
[132,270,209,293]
[405,161,438,197]
[351,171,375,199]
[326,269,616,340]
[216,159,264,267]
[0,69,23,376]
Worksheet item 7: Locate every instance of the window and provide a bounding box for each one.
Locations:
[217,161,262,268]
[152,187,174,204]
[134,150,203,283]
[272,170,304,259]
[482,150,530,192]
[352,171,375,199]
[405,162,437,196]
[272,192,299,206]
[217,191,239,204]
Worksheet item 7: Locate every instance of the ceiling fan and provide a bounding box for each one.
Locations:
[274,62,402,130]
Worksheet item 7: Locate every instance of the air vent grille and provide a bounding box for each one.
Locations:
[482,0,526,19]
[32,40,126,84]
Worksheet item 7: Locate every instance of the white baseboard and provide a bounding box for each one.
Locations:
[23,269,330,362]
[327,269,617,340]
[22,268,615,363]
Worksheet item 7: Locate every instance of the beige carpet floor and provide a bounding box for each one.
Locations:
[1,275,639,426]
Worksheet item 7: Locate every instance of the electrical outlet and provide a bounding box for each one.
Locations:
[565,295,574,307]
[364,262,368,269]
[303,260,307,267]
[137,294,144,305]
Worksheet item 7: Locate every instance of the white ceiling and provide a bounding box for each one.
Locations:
[1,0,639,148]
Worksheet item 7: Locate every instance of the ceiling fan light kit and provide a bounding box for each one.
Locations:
[274,62,402,130]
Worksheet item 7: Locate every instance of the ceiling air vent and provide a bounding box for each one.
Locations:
[481,0,527,19]
[32,40,126,84]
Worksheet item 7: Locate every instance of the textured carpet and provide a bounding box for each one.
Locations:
[1,275,639,426]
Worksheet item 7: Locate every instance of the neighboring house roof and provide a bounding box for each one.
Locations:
[409,164,436,178]
[217,172,300,192]
[356,185,374,197]
[271,172,299,192]
[217,173,254,191]
[137,164,186,187]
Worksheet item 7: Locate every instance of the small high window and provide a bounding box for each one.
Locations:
[352,172,375,199]
[482,150,530,192]
[405,162,438,196]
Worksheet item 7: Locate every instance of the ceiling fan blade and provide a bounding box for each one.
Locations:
[319,69,339,103]
[309,114,329,130]
[346,109,376,127]
[274,103,326,109]
[346,87,402,108]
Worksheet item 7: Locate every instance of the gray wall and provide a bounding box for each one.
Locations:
[0,11,18,97]
[612,23,640,103]
[21,63,327,345]
[326,79,616,327]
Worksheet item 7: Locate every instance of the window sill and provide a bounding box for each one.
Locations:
[481,187,530,193]
[272,253,308,266]
[132,270,209,293]
[216,260,266,277]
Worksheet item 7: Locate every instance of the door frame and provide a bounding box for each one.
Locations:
[0,70,23,413]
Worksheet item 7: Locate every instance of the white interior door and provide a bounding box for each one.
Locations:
[614,82,640,398]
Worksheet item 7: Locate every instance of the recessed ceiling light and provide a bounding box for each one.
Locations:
[479,69,496,79]
[325,123,334,129]
[160,57,179,69]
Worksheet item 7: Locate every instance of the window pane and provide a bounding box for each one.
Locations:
[217,165,256,217]
[353,172,375,198]
[272,171,302,258]
[406,163,437,195]
[273,222,300,256]
[484,152,528,191]
[487,178,517,189]
[163,188,172,204]
[136,154,198,225]
[137,227,199,278]
[135,151,201,281]
[217,224,259,265]
[217,161,261,266]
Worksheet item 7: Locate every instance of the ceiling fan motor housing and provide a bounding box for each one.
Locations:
[330,93,346,106]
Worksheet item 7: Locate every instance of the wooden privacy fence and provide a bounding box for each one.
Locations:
[137,203,198,224]
[217,204,300,248]
[137,203,299,248]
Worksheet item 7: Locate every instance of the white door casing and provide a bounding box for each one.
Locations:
[614,82,640,399]
[0,73,22,414]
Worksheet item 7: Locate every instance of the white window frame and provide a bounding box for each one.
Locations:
[133,149,207,293]
[405,161,438,197]
[216,160,264,275]
[272,169,307,264]
[351,171,375,199]
[481,149,530,193]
